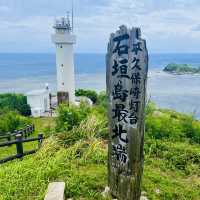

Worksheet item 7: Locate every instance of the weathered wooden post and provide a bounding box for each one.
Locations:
[33,124,35,132]
[14,130,18,136]
[38,133,43,148]
[16,134,24,158]
[27,125,31,136]
[106,25,148,200]
[7,132,11,146]
[7,132,11,141]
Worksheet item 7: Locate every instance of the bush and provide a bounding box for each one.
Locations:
[192,122,200,143]
[145,101,157,115]
[0,93,31,116]
[0,111,31,134]
[144,138,200,174]
[145,113,184,140]
[96,91,108,108]
[75,89,98,104]
[145,107,200,144]
[56,102,91,132]
[58,115,107,146]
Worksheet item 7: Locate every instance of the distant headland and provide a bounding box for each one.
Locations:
[163,63,200,74]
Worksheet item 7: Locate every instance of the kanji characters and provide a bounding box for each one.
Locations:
[113,34,129,56]
[112,104,128,123]
[112,124,128,143]
[129,100,140,112]
[112,58,129,79]
[132,57,141,70]
[132,42,142,55]
[112,80,128,102]
[130,87,141,99]
[129,113,138,125]
[110,32,145,167]
[112,144,128,164]
[131,72,141,84]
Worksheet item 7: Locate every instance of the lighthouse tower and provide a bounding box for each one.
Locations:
[52,14,76,104]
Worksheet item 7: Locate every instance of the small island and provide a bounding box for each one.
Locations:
[163,63,200,74]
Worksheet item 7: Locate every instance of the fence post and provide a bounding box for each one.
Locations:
[38,133,43,148]
[14,130,18,136]
[24,129,27,138]
[7,132,11,146]
[26,125,30,136]
[16,134,23,158]
[33,124,35,132]
[31,125,34,134]
[7,132,11,141]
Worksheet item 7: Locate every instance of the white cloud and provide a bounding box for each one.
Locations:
[0,0,200,52]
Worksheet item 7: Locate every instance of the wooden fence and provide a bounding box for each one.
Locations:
[0,133,44,164]
[0,125,35,141]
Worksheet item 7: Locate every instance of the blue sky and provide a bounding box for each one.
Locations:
[0,0,200,53]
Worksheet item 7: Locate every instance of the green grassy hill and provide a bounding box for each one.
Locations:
[0,100,200,200]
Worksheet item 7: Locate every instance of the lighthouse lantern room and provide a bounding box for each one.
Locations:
[52,14,76,104]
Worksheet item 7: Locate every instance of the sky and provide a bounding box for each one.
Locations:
[0,0,200,53]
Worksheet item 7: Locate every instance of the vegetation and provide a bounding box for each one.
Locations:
[163,63,200,74]
[0,91,200,199]
[0,93,31,116]
[0,117,55,161]
[0,111,31,134]
[75,89,98,104]
[146,103,200,144]
[55,102,92,132]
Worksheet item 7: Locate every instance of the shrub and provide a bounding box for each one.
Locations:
[58,114,108,146]
[56,102,91,132]
[144,138,200,174]
[96,91,108,108]
[145,101,157,115]
[75,89,98,104]
[189,121,200,144]
[0,111,31,134]
[0,93,31,116]
[145,113,184,140]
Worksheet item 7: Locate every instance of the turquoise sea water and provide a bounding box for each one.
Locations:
[0,53,200,118]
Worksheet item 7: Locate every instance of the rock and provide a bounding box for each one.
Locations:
[141,191,147,196]
[102,186,111,198]
[155,188,160,194]
[153,111,164,117]
[75,96,93,106]
[140,196,148,200]
[44,182,65,200]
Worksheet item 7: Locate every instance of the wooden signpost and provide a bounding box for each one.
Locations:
[106,25,148,200]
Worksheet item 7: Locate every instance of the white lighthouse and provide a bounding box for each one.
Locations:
[52,14,76,104]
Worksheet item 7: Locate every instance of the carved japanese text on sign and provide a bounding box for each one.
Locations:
[107,25,148,169]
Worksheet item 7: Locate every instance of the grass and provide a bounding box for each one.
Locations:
[0,135,200,200]
[0,138,107,200]
[32,117,56,135]
[0,104,200,199]
[0,117,56,162]
[143,139,200,199]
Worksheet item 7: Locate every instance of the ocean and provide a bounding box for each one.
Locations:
[0,53,200,118]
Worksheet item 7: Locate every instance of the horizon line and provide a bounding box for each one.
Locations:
[1,51,200,54]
